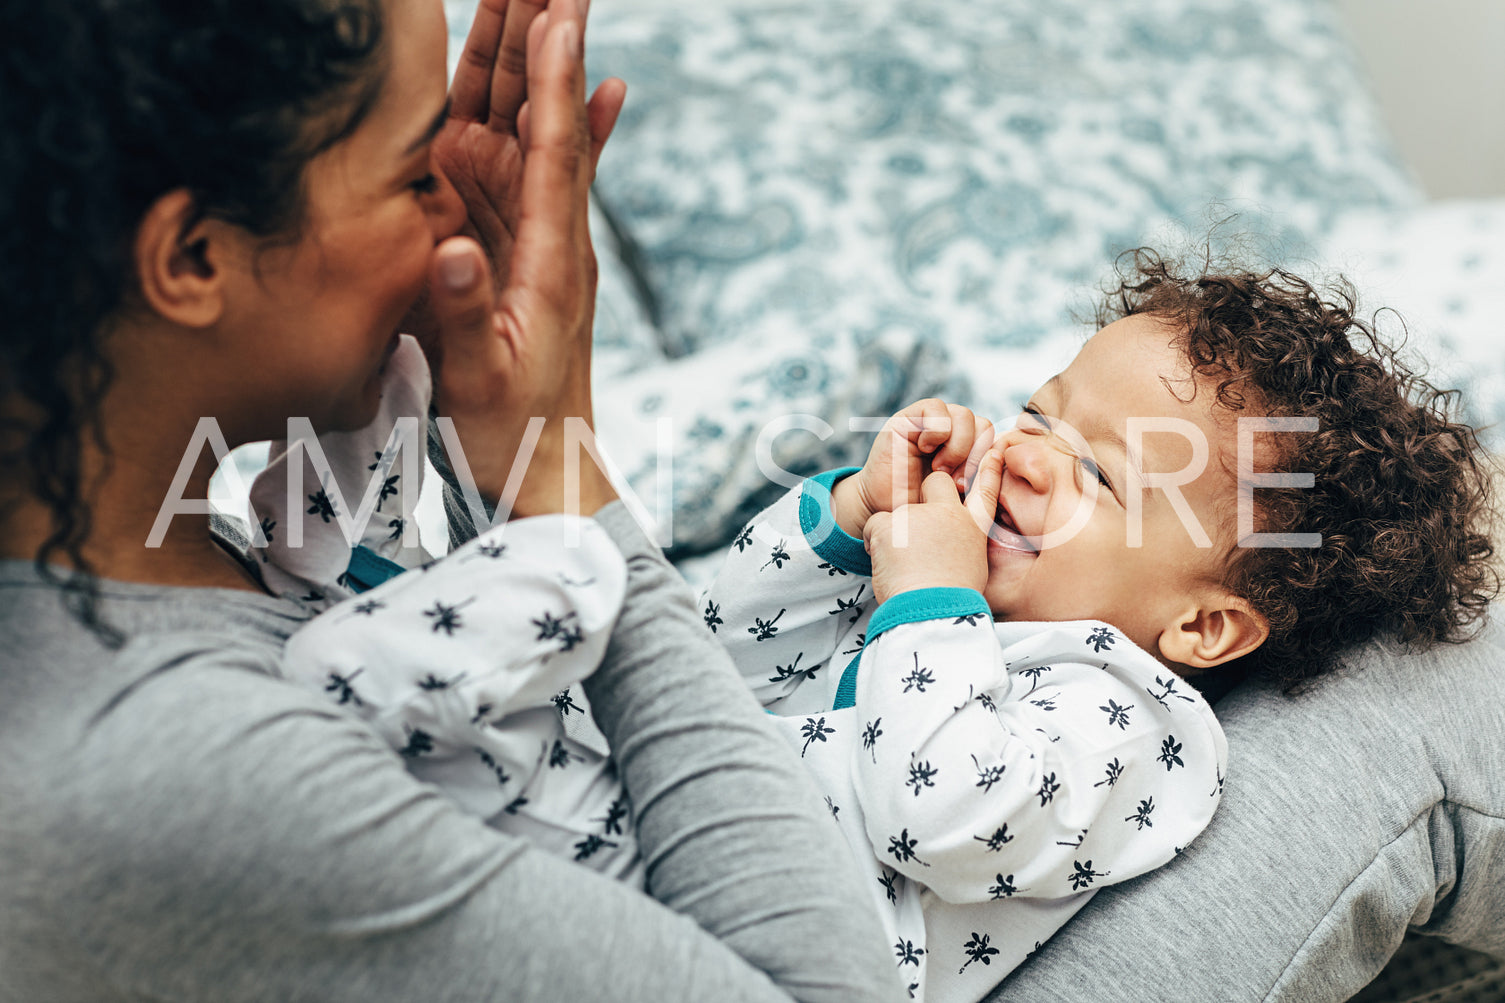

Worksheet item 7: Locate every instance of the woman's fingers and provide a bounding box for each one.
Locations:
[587,78,628,176]
[507,7,591,320]
[491,0,548,133]
[451,0,510,123]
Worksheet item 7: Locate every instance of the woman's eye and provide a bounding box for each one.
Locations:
[410,173,440,196]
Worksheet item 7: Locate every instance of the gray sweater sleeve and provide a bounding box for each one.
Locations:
[586,503,902,1002]
[20,579,898,1003]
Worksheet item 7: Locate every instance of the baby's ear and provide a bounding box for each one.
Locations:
[1157,595,1268,670]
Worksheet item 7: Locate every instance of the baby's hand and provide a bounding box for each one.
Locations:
[863,471,994,604]
[831,399,994,538]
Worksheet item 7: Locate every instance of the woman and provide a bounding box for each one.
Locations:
[0,1,900,999]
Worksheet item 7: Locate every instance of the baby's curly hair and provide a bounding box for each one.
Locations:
[1099,249,1499,690]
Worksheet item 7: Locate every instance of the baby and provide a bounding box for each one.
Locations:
[262,252,1497,1002]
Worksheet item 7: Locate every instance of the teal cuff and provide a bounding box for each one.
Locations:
[343,544,407,594]
[831,587,990,710]
[868,587,991,642]
[799,467,871,577]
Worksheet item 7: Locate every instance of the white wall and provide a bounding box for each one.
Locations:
[1334,0,1505,198]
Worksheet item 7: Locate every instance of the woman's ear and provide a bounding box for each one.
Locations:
[1156,594,1269,670]
[132,189,230,328]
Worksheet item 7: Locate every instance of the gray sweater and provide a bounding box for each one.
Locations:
[0,504,902,1003]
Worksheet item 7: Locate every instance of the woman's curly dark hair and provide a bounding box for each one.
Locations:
[1,0,384,635]
[1099,248,1500,690]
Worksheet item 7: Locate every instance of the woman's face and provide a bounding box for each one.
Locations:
[218,0,463,436]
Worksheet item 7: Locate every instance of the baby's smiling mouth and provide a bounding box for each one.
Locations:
[988,498,1038,554]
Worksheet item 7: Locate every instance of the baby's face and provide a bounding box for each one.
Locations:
[974,314,1246,660]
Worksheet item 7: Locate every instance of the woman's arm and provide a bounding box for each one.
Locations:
[586,503,901,1001]
[56,628,899,1003]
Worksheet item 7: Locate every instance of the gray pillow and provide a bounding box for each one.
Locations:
[993,618,1505,1002]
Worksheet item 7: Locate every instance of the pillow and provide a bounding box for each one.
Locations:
[1318,200,1505,450]
[584,0,1423,426]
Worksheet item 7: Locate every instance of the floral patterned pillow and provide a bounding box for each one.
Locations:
[439,0,1422,555]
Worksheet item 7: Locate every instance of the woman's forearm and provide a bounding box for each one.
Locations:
[585,502,903,1003]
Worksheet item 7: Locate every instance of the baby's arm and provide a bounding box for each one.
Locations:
[250,335,435,602]
[702,399,994,711]
[280,516,627,828]
[851,614,1227,904]
[699,474,877,712]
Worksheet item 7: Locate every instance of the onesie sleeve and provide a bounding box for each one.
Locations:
[279,514,627,821]
[699,469,877,713]
[851,604,1228,905]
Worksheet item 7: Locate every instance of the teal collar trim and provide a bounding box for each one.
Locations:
[342,545,407,595]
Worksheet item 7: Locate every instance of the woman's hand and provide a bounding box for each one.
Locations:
[424,0,626,518]
[435,0,625,300]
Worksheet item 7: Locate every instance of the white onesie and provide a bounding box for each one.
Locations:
[255,345,1227,1001]
[251,337,643,882]
[696,469,1228,1002]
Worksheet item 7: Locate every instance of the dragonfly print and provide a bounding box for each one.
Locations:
[593,798,630,836]
[905,758,938,796]
[749,609,786,642]
[973,824,1014,852]
[424,597,477,636]
[1085,625,1117,652]
[894,939,925,968]
[1068,859,1110,890]
[799,716,835,756]
[761,538,792,571]
[1100,698,1133,730]
[1125,796,1155,830]
[828,585,867,624]
[901,652,935,694]
[958,932,1000,974]
[862,718,883,762]
[1147,674,1197,710]
[324,669,364,706]
[987,872,1019,899]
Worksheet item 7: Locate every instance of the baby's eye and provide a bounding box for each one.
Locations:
[410,172,440,196]
[1079,456,1112,491]
[1018,403,1052,433]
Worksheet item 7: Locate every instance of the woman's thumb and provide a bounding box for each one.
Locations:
[430,237,496,363]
